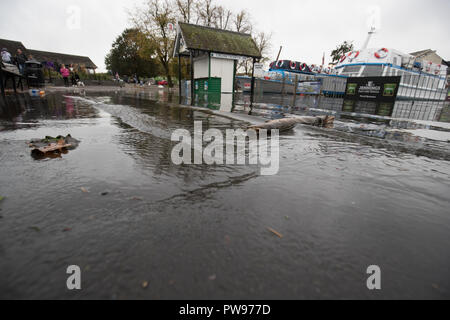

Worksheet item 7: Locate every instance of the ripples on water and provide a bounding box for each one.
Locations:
[0,90,449,299]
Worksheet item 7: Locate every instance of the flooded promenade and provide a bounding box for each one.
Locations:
[0,87,449,299]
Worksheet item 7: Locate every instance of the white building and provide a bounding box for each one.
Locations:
[174,22,261,105]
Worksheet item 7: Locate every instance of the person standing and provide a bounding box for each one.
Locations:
[60,64,70,87]
[74,72,81,85]
[70,72,77,86]
[15,49,28,74]
[1,48,12,63]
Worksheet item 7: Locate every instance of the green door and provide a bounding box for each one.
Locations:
[194,78,221,94]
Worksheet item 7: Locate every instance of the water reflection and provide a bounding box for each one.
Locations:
[179,90,449,125]
[1,90,449,299]
[1,90,449,158]
[246,93,448,123]
[56,94,260,188]
[0,92,98,125]
[179,91,450,158]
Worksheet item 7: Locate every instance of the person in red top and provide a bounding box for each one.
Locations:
[60,64,70,87]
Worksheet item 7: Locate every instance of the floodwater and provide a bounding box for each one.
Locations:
[0,88,449,300]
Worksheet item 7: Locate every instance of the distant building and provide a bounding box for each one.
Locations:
[174,23,261,95]
[444,60,450,102]
[0,39,28,57]
[0,38,97,73]
[409,49,445,65]
[28,49,97,72]
[409,50,449,89]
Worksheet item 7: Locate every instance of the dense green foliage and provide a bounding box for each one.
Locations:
[331,41,354,64]
[105,29,161,78]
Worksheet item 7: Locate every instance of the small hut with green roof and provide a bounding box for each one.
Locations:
[174,22,261,101]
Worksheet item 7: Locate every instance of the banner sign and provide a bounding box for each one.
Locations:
[344,76,401,102]
[297,80,322,95]
[211,52,247,61]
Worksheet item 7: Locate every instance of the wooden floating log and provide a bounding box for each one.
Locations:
[31,139,72,155]
[267,227,283,238]
[249,115,335,133]
[28,135,79,156]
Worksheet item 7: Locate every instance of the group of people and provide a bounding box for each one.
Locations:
[2,48,84,88]
[114,72,148,87]
[58,64,82,87]
[1,47,31,74]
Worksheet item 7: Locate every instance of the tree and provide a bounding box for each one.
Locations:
[105,28,160,78]
[331,41,354,64]
[236,31,272,76]
[195,0,217,27]
[130,0,176,87]
[176,0,196,23]
[254,31,272,64]
[215,6,233,30]
[234,10,252,33]
[125,0,273,83]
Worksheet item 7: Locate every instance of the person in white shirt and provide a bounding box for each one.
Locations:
[1,48,12,63]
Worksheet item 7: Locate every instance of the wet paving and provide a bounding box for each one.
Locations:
[0,89,449,299]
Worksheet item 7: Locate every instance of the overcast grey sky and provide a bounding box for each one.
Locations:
[1,0,449,72]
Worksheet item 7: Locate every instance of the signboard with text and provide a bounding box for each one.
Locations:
[344,76,401,102]
[254,63,264,78]
[210,52,247,61]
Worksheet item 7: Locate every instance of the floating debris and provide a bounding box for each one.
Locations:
[81,187,89,193]
[29,226,41,232]
[141,281,149,289]
[100,192,109,196]
[267,227,283,238]
[29,89,45,97]
[0,196,4,202]
[249,116,335,133]
[208,274,217,281]
[28,135,80,157]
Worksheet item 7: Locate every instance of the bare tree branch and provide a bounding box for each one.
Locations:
[254,31,272,63]
[175,0,196,23]
[215,6,233,30]
[234,10,251,33]
[195,0,217,27]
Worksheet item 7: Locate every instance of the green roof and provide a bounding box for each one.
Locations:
[178,23,261,58]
